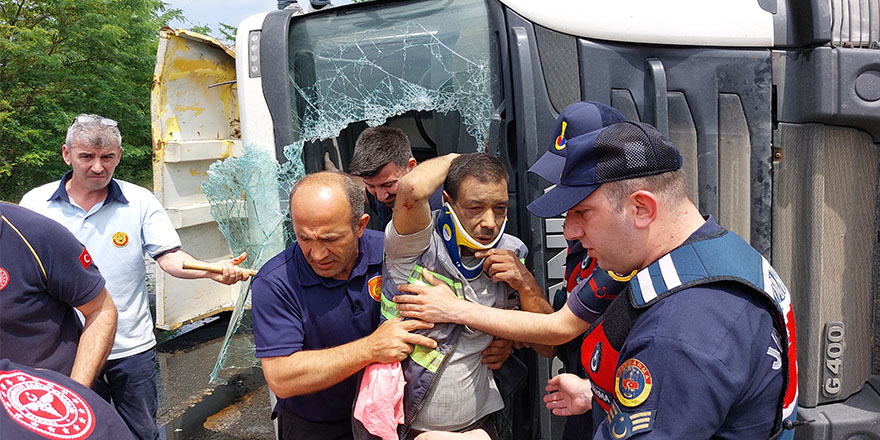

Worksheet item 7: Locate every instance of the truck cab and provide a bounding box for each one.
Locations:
[151,0,880,437]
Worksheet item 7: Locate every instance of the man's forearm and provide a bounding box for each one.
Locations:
[71,289,117,387]
[397,153,459,206]
[455,301,580,347]
[261,337,375,398]
[157,250,210,279]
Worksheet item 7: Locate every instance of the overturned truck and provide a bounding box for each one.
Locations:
[151,0,880,438]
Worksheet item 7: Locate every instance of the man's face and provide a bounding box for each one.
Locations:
[361,160,415,208]
[291,186,367,280]
[447,176,508,250]
[62,141,122,193]
[562,185,642,273]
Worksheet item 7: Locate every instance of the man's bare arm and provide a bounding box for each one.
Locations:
[261,318,436,398]
[393,153,459,235]
[395,268,589,346]
[157,250,249,285]
[71,288,117,387]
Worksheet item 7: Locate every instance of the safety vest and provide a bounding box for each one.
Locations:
[580,228,798,439]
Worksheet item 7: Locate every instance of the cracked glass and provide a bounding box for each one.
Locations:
[205,0,499,382]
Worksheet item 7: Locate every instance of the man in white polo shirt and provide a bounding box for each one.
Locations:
[20,114,249,440]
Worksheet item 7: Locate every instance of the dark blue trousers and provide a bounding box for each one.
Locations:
[96,348,160,440]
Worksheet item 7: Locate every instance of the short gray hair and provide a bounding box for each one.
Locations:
[289,171,365,228]
[65,114,122,149]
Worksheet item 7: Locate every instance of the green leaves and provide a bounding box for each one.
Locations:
[0,0,183,201]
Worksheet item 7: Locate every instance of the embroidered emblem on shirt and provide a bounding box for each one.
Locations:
[78,248,92,269]
[616,358,652,407]
[111,231,129,248]
[0,369,96,439]
[0,267,8,291]
[590,342,602,373]
[368,276,382,302]
[607,400,655,439]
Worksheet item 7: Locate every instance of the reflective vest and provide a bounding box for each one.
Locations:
[580,229,798,439]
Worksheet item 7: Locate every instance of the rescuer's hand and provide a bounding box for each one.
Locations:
[213,252,251,285]
[395,268,464,324]
[544,373,594,416]
[367,317,436,363]
[475,248,536,293]
[481,338,513,370]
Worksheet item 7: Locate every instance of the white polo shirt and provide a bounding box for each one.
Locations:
[20,173,181,359]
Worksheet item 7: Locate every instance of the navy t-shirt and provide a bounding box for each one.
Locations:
[587,219,785,439]
[251,228,384,422]
[0,358,134,440]
[0,203,106,376]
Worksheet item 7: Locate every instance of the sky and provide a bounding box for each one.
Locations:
[163,0,278,37]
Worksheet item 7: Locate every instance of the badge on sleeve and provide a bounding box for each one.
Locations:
[0,267,8,290]
[616,358,652,407]
[607,400,656,439]
[367,276,382,302]
[78,248,93,269]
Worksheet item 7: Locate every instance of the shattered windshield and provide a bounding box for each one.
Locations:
[206,0,499,381]
[288,0,498,146]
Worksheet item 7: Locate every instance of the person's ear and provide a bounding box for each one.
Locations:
[406,157,417,172]
[355,213,370,237]
[629,190,658,229]
[62,144,72,166]
[442,190,452,205]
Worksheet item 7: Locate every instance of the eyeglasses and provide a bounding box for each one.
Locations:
[71,114,118,127]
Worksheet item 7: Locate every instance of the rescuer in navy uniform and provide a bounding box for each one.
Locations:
[396,121,799,440]
[526,101,629,440]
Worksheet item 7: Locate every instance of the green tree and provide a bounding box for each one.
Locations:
[0,0,183,202]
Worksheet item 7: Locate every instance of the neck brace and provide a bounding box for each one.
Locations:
[436,203,507,280]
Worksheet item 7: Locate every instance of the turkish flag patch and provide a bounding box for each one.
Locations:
[79,248,93,269]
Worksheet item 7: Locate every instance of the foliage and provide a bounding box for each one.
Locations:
[0,0,183,202]
[185,22,238,46]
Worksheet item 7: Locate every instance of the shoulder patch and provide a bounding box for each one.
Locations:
[616,358,652,407]
[607,400,656,439]
[367,276,382,302]
[0,267,8,290]
[78,248,93,270]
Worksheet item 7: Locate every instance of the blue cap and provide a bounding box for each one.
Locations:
[527,101,626,184]
[527,121,683,218]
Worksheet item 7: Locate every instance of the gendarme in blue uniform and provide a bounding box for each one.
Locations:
[572,218,796,439]
[0,202,106,376]
[251,229,384,422]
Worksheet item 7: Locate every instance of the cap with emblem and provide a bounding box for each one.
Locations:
[527,101,626,184]
[527,121,682,218]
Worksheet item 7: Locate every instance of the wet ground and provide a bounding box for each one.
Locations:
[155,314,274,440]
[189,385,274,439]
[147,255,272,439]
